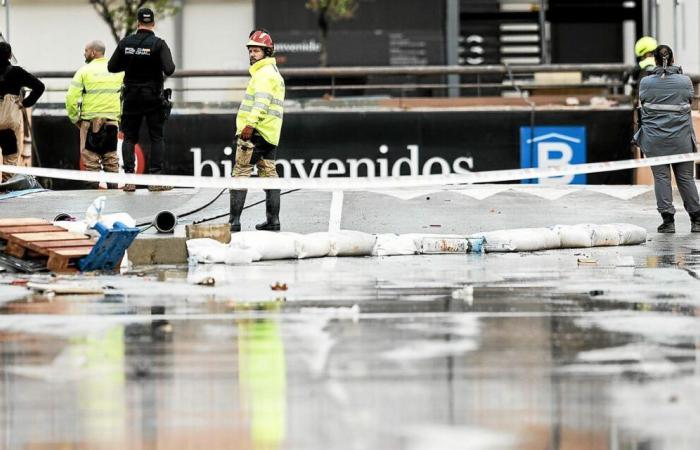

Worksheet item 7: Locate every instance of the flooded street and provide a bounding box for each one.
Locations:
[1,187,699,449]
[2,234,699,449]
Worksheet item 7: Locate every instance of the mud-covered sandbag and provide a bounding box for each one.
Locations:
[555,224,594,248]
[611,223,647,245]
[295,232,332,259]
[328,230,377,257]
[230,231,299,260]
[372,233,419,256]
[591,224,621,246]
[471,227,561,252]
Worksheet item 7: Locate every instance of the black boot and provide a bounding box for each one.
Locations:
[255,189,281,231]
[657,212,675,233]
[229,190,247,232]
[690,211,700,233]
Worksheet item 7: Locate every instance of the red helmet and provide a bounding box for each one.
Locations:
[247,30,274,49]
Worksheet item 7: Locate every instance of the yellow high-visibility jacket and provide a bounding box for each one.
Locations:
[236,57,285,146]
[65,57,124,124]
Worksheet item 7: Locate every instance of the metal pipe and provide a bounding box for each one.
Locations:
[153,211,177,233]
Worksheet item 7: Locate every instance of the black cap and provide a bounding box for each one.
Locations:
[137,8,155,24]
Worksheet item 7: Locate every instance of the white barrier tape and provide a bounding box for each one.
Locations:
[2,152,700,190]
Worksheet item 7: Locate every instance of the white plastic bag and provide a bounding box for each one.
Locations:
[84,196,106,227]
[98,213,136,229]
[372,234,419,256]
[295,232,332,259]
[328,230,377,257]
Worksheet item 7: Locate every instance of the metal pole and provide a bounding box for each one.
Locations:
[446,0,460,97]
[174,0,184,102]
[539,0,549,64]
[3,0,9,43]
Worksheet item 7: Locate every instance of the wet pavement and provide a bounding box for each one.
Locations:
[1,187,700,449]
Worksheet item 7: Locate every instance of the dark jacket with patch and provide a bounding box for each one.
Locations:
[107,29,175,86]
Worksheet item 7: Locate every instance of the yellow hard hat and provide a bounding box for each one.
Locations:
[635,36,657,58]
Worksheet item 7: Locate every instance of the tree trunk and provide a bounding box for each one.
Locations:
[318,8,329,67]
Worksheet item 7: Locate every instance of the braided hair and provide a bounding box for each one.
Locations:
[654,45,674,76]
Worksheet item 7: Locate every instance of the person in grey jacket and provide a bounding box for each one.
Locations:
[635,45,700,233]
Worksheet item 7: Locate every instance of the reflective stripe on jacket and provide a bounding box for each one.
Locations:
[236,57,285,146]
[66,57,124,124]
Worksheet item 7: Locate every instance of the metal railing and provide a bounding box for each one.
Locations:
[36,64,633,99]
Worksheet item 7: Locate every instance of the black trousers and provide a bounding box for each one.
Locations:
[121,85,166,174]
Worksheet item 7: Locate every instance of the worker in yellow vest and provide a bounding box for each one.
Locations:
[230,29,286,232]
[66,40,124,189]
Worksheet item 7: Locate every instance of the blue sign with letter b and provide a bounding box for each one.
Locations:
[520,126,587,184]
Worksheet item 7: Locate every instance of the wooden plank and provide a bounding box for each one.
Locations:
[32,239,96,249]
[5,241,27,258]
[49,247,93,257]
[0,218,50,227]
[10,232,88,242]
[0,225,64,236]
[46,248,92,273]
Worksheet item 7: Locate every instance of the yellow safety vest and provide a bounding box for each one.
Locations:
[65,57,124,124]
[236,57,285,146]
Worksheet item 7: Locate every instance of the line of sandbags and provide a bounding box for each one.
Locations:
[185,223,647,265]
[469,223,647,253]
[187,230,378,264]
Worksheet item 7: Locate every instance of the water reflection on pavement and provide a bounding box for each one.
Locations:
[1,243,699,450]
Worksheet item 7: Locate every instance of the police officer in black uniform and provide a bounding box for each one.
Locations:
[108,7,175,192]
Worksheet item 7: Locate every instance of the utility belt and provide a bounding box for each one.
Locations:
[121,83,172,121]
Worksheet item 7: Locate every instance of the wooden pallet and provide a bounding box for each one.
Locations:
[0,218,96,273]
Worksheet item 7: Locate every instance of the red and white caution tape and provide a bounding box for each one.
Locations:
[2,152,700,190]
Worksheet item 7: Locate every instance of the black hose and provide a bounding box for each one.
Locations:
[193,189,300,224]
[136,188,300,228]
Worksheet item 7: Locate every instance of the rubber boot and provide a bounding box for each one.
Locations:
[229,189,247,232]
[690,211,700,233]
[255,189,281,231]
[657,212,675,233]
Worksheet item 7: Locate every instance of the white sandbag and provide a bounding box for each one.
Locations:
[295,232,332,259]
[186,238,229,264]
[224,248,259,265]
[230,231,299,260]
[372,233,419,256]
[591,224,621,246]
[611,223,647,245]
[555,224,594,248]
[471,227,561,252]
[328,230,377,257]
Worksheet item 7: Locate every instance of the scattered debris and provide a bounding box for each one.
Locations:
[577,257,598,265]
[271,282,288,291]
[26,282,104,295]
[197,277,216,287]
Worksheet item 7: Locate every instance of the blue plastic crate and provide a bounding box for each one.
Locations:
[78,222,140,272]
